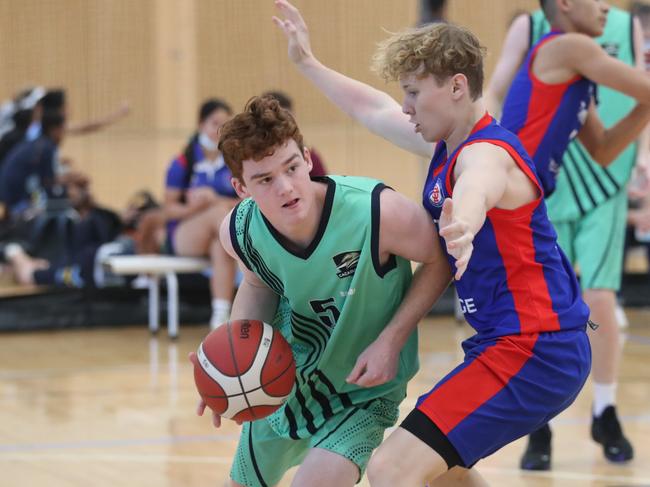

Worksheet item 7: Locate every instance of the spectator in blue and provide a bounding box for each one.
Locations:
[163,98,239,329]
[0,111,67,218]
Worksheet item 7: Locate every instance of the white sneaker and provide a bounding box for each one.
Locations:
[210,310,230,330]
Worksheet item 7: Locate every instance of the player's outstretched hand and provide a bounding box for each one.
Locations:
[346,335,399,388]
[189,352,223,428]
[438,198,474,281]
[272,0,315,66]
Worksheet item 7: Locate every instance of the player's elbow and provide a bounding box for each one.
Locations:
[590,146,615,167]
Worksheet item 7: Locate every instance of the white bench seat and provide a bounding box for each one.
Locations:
[103,255,209,338]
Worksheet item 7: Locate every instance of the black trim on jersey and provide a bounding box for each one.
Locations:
[229,202,253,271]
[284,404,301,440]
[559,154,587,216]
[294,386,318,435]
[248,425,269,487]
[314,406,361,448]
[315,369,353,409]
[630,14,636,65]
[527,14,534,51]
[564,151,597,210]
[261,176,336,260]
[307,376,334,419]
[574,143,619,197]
[291,318,326,384]
[370,184,397,278]
[291,312,328,383]
[586,219,617,289]
[401,409,465,469]
[244,234,285,295]
[231,200,285,294]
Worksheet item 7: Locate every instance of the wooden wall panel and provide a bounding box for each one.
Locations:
[0,0,641,209]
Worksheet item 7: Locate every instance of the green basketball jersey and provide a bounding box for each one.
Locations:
[529,7,637,220]
[230,175,418,439]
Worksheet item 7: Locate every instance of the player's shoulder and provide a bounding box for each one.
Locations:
[458,139,518,171]
[327,174,385,194]
[553,32,601,51]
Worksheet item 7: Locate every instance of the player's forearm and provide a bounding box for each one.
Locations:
[67,105,129,135]
[297,56,398,125]
[449,182,489,237]
[296,56,434,157]
[164,201,201,221]
[231,280,279,324]
[594,104,650,166]
[378,262,452,350]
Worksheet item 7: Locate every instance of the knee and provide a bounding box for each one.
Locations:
[583,289,615,307]
[367,448,403,486]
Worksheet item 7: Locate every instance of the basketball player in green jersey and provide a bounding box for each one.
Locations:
[191,95,450,487]
[486,4,646,469]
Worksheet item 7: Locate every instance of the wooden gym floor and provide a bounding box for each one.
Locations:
[0,311,648,486]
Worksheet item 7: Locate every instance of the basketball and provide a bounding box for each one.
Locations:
[191,319,296,422]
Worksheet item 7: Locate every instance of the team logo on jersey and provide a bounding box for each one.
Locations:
[333,251,360,278]
[428,179,445,207]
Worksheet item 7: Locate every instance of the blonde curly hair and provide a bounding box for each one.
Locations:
[372,23,486,101]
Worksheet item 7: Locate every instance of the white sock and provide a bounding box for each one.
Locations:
[593,382,617,417]
[212,298,231,314]
[210,299,231,330]
[4,243,24,260]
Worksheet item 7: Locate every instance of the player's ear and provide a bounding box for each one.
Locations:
[302,146,313,173]
[557,0,570,15]
[231,177,250,199]
[450,74,467,100]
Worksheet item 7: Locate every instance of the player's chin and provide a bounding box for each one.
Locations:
[587,25,604,37]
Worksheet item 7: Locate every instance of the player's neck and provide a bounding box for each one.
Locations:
[445,100,487,155]
[275,180,328,252]
[551,17,577,34]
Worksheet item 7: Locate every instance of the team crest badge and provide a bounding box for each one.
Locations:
[429,179,445,207]
[333,251,361,278]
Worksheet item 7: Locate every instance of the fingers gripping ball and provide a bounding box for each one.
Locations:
[192,320,296,422]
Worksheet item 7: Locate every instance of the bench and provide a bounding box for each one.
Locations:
[103,255,209,338]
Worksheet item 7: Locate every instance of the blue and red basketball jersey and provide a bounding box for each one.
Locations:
[500,31,595,196]
[423,113,589,339]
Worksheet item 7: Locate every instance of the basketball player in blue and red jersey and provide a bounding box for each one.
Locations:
[497,0,650,467]
[274,1,592,484]
[500,0,650,197]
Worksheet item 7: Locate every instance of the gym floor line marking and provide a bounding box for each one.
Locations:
[0,434,240,453]
[0,453,232,464]
[626,333,650,346]
[480,465,650,485]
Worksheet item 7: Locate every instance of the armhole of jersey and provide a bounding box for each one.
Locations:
[370,183,397,278]
[229,201,253,271]
[630,14,636,65]
[528,34,582,87]
[528,14,534,51]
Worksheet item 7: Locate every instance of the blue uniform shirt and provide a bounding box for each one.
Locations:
[422,113,589,339]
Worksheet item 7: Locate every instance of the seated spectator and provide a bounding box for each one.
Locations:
[0,111,67,219]
[0,87,45,167]
[262,90,329,176]
[3,176,122,288]
[163,98,239,328]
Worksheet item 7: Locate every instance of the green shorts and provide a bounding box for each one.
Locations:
[551,191,627,291]
[230,397,399,487]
